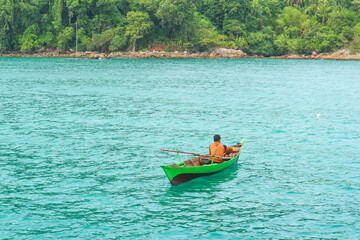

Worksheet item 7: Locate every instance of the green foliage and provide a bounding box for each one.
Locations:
[109,35,127,51]
[233,36,248,50]
[195,13,222,51]
[53,0,63,31]
[0,0,15,51]
[349,23,360,53]
[156,0,197,40]
[276,7,309,38]
[92,33,108,51]
[19,24,40,52]
[125,11,153,51]
[247,26,277,56]
[223,18,246,37]
[312,26,339,52]
[78,28,93,51]
[316,0,332,24]
[0,0,359,54]
[57,27,74,50]
[274,34,290,54]
[164,47,173,52]
[40,32,55,48]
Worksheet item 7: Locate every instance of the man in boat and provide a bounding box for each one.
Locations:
[201,135,240,164]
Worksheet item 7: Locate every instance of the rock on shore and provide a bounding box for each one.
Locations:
[1,48,359,60]
[269,49,360,60]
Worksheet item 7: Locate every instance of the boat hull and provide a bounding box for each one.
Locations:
[161,139,245,186]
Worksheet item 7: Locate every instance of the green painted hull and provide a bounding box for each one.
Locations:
[161,139,245,186]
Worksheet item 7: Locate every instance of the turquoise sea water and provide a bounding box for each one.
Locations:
[0,57,359,239]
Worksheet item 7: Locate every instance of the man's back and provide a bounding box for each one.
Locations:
[209,137,233,163]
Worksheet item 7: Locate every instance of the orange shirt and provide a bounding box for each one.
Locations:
[209,141,233,163]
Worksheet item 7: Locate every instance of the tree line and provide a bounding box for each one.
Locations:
[1,0,359,56]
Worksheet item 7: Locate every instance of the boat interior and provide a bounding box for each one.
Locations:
[169,143,242,167]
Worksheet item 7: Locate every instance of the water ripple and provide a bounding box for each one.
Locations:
[1,58,360,238]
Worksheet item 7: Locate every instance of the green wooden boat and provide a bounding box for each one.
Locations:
[161,139,245,186]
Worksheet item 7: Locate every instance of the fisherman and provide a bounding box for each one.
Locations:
[200,134,240,165]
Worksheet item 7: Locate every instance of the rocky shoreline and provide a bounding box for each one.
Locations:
[1,48,359,60]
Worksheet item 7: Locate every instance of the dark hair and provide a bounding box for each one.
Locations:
[213,134,221,142]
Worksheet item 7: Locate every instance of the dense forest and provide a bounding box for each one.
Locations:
[1,0,360,56]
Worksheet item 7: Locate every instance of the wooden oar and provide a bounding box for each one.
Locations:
[160,148,231,160]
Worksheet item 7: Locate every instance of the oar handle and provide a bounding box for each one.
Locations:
[160,148,203,156]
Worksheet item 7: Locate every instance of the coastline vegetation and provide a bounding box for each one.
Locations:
[1,0,360,56]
